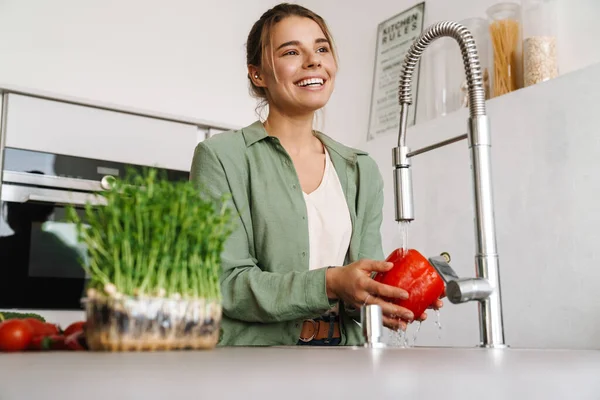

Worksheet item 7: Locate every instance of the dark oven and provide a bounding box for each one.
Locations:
[0,147,188,310]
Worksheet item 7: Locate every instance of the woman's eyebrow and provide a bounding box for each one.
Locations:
[276,38,329,51]
[276,40,301,50]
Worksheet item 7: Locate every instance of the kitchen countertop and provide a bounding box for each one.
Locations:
[1,346,599,399]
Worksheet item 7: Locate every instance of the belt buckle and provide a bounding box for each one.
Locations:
[299,319,319,342]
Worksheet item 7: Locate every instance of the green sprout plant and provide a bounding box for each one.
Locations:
[66,168,233,302]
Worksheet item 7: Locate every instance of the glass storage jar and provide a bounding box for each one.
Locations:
[486,2,523,97]
[521,0,559,86]
[423,37,455,120]
[446,17,493,109]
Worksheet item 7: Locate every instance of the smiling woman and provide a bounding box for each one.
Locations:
[189,3,440,347]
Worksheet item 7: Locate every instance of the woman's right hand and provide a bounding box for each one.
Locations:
[325,259,414,331]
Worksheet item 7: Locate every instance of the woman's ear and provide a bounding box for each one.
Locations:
[248,65,266,88]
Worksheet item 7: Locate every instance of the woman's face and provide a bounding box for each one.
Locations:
[254,16,337,115]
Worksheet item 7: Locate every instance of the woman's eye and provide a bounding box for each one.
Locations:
[317,47,330,53]
[284,50,298,56]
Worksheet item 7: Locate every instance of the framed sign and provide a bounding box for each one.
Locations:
[367,2,426,141]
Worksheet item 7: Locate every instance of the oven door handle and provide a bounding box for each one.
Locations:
[26,193,106,206]
[1,184,107,206]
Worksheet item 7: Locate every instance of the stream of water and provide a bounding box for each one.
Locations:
[398,221,409,257]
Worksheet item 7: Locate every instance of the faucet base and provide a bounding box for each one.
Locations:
[364,343,387,349]
[478,343,510,349]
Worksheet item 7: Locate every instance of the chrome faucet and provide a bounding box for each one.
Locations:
[392,21,506,348]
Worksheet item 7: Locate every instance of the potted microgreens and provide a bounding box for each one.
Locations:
[67,168,233,351]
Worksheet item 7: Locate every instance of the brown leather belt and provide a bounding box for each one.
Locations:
[299,318,341,342]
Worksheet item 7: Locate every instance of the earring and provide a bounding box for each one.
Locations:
[254,74,259,79]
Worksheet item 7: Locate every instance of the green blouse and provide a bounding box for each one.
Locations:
[190,121,385,346]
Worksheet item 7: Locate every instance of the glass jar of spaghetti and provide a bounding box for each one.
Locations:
[486,2,523,97]
[522,0,559,86]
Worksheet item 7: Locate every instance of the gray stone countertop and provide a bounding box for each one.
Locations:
[1,346,599,400]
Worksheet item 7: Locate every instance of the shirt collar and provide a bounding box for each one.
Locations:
[242,120,368,163]
[242,120,269,147]
[314,131,368,164]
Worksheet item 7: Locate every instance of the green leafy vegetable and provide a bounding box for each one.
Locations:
[66,168,233,301]
[0,312,46,322]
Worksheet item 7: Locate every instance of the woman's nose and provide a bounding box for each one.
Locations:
[304,55,322,68]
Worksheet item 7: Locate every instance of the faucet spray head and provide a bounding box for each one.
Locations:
[393,145,414,222]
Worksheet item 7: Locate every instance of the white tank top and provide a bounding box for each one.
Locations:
[303,148,352,272]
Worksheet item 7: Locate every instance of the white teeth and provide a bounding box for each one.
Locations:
[296,78,324,87]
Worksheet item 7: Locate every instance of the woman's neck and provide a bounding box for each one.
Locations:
[263,108,321,156]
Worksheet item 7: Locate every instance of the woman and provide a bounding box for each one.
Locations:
[190,3,441,346]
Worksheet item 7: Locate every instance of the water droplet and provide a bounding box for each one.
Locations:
[411,321,422,347]
[435,309,443,340]
[388,317,409,348]
[390,328,400,347]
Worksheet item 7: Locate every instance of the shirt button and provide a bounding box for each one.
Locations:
[302,216,306,220]
[302,251,306,257]
[292,184,297,189]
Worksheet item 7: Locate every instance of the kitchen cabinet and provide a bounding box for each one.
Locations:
[1,87,236,171]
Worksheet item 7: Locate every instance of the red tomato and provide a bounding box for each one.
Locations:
[23,318,60,337]
[63,321,85,338]
[29,334,67,351]
[374,248,445,321]
[0,320,34,352]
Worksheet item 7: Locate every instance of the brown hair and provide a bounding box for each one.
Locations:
[246,3,338,103]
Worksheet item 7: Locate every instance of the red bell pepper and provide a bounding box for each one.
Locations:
[65,331,87,351]
[374,248,444,321]
[63,321,85,338]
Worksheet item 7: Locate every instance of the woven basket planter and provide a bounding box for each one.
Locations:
[84,293,221,351]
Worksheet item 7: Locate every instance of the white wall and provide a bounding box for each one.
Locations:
[0,0,283,129]
[304,0,600,148]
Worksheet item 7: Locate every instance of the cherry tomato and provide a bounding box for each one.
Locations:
[23,318,60,337]
[0,319,33,352]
